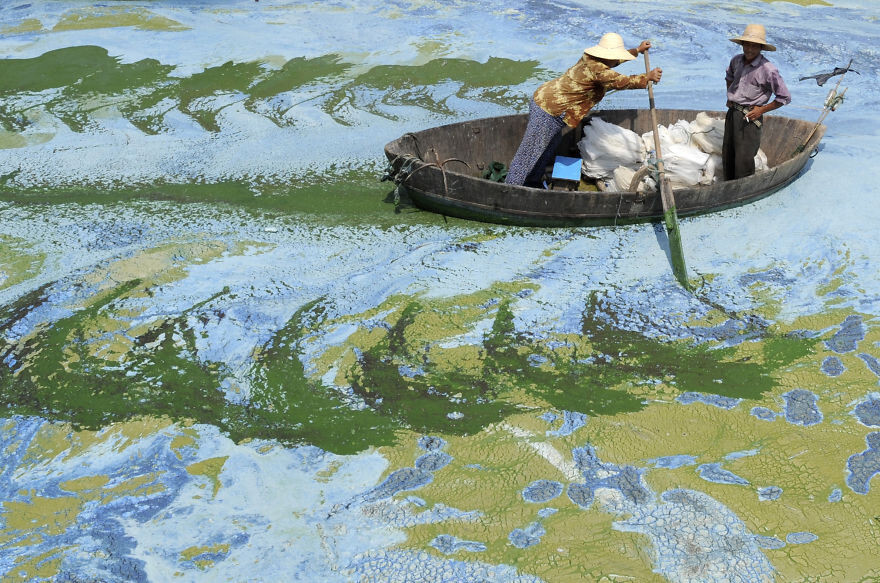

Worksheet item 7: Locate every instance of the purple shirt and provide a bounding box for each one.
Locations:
[726,54,791,107]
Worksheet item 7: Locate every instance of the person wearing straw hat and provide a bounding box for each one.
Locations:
[505,33,662,187]
[723,24,791,180]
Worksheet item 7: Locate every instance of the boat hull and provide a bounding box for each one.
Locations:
[383,109,825,227]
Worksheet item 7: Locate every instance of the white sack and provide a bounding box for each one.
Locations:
[641,124,688,157]
[706,154,722,184]
[578,117,646,179]
[702,151,765,181]
[660,142,713,188]
[612,165,634,191]
[581,113,767,189]
[641,125,670,155]
[668,120,693,146]
[755,148,768,172]
[689,112,725,155]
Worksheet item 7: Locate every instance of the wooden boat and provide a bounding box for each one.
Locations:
[383,109,825,227]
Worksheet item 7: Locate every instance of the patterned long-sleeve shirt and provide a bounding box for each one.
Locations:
[532,54,649,128]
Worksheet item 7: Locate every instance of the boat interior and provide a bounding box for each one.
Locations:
[389,109,823,192]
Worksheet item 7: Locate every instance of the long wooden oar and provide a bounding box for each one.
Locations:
[644,49,689,290]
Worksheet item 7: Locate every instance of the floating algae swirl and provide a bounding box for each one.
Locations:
[328,56,538,122]
[1,277,817,454]
[348,295,816,434]
[0,45,175,135]
[0,279,230,431]
[0,46,353,135]
[0,282,397,455]
[348,300,522,436]
[0,46,538,138]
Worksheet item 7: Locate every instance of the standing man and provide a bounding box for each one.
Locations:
[723,24,791,180]
[505,33,661,187]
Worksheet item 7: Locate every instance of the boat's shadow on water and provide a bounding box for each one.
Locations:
[649,221,685,281]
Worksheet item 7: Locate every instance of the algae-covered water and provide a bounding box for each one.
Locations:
[2,1,880,581]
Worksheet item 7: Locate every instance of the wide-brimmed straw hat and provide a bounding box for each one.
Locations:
[730,24,776,52]
[584,33,635,62]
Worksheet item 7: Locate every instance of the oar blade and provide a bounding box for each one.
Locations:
[644,50,690,291]
[660,178,690,290]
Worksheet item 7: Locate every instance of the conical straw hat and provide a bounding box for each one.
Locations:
[730,24,776,52]
[584,33,636,62]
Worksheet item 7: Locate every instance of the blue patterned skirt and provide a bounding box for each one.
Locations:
[505,98,567,187]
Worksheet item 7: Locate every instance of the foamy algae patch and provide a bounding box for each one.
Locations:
[0,235,44,291]
[52,7,189,32]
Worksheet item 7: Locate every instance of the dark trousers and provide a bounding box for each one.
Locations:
[722,107,762,181]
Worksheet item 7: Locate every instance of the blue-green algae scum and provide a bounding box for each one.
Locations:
[2,1,880,581]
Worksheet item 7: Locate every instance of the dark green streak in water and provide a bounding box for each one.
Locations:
[0,281,818,452]
[225,298,399,454]
[174,60,267,133]
[324,57,539,123]
[0,46,535,135]
[349,301,518,435]
[244,55,352,127]
[0,174,457,230]
[0,280,230,429]
[0,46,176,134]
[483,300,645,416]
[580,298,816,401]
[0,283,397,454]
[349,295,818,433]
[0,46,355,134]
[0,46,120,94]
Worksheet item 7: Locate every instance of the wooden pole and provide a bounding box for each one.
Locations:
[796,58,852,155]
[644,50,689,290]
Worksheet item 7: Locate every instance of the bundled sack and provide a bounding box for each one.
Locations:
[688,112,769,170]
[577,117,646,179]
[658,147,764,186]
[755,148,768,172]
[615,151,717,192]
[641,127,714,188]
[708,154,722,182]
[640,114,768,186]
[645,114,724,156]
[667,120,693,146]
[641,119,697,154]
[580,113,769,190]
[660,142,715,188]
[689,112,725,155]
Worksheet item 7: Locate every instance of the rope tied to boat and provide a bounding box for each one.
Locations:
[644,154,666,193]
[381,144,470,209]
[381,155,421,208]
[824,87,847,111]
[614,191,624,226]
[429,149,470,198]
[380,133,424,186]
[380,133,425,208]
